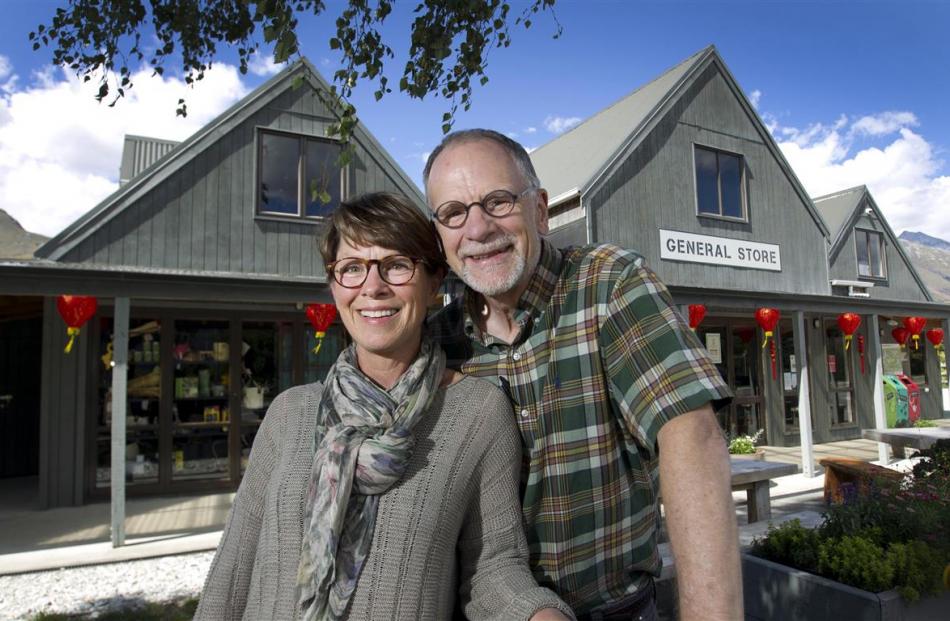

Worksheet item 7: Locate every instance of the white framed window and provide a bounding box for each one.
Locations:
[257,129,344,219]
[855,229,886,279]
[694,145,747,220]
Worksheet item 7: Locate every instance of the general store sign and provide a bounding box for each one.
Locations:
[659,230,781,272]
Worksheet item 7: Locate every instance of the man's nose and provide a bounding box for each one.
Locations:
[462,202,495,239]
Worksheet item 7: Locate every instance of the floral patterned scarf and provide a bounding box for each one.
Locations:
[297,337,446,621]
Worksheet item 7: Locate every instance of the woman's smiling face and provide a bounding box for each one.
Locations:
[330,238,439,369]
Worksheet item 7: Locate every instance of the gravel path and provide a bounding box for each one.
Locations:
[0,552,214,620]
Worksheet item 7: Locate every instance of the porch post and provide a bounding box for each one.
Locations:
[868,314,889,464]
[794,312,816,477]
[110,297,129,547]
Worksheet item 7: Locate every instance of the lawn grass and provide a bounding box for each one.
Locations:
[29,598,198,620]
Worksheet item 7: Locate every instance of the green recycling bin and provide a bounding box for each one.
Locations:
[882,375,908,427]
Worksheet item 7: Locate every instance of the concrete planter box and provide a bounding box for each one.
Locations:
[742,553,949,621]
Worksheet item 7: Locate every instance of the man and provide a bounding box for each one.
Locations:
[425,129,742,620]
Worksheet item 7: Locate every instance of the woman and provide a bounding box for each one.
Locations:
[195,193,573,620]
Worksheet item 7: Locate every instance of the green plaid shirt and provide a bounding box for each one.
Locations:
[430,240,731,614]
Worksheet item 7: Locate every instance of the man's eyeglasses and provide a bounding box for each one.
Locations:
[326,255,424,288]
[432,187,535,229]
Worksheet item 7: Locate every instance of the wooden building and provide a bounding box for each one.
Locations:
[0,59,422,507]
[531,46,950,456]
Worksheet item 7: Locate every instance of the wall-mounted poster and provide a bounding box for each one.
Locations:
[705,332,722,364]
[882,344,905,375]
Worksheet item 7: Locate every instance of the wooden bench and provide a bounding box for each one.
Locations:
[818,457,904,504]
[729,458,798,523]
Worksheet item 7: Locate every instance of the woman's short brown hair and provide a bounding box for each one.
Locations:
[320,192,448,277]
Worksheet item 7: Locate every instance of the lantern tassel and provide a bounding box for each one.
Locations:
[311,330,326,355]
[844,334,852,351]
[64,327,80,354]
[761,330,773,349]
[858,335,866,375]
[913,334,920,350]
[770,340,777,380]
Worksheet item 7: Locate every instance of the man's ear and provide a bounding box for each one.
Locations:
[534,188,550,235]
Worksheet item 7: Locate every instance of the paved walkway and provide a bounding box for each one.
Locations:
[1,426,943,576]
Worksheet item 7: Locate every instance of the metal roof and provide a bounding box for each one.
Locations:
[812,185,865,248]
[530,47,709,201]
[119,135,179,185]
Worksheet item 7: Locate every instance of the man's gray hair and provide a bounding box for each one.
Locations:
[422,129,541,192]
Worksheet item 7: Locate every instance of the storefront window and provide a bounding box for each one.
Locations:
[240,321,294,473]
[731,326,759,436]
[908,342,927,385]
[824,320,855,426]
[96,317,162,488]
[171,320,231,481]
[779,322,799,431]
[939,347,948,389]
[304,324,346,385]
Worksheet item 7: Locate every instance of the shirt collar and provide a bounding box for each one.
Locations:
[461,239,563,345]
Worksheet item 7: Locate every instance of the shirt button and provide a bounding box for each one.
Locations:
[512,352,521,361]
[520,408,529,418]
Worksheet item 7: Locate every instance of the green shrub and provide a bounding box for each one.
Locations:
[887,540,945,602]
[913,419,937,428]
[817,536,894,594]
[750,519,821,572]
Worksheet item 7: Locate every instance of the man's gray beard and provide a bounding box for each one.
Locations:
[460,251,527,297]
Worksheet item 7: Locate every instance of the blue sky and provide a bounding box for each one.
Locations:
[2,0,949,240]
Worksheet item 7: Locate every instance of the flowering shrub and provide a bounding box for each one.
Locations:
[751,440,950,601]
[728,429,763,454]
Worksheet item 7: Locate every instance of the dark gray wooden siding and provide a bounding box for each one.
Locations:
[61,84,414,278]
[588,65,830,295]
[829,213,930,302]
[39,297,89,508]
[547,219,587,249]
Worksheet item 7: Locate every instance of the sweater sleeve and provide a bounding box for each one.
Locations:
[458,387,576,621]
[193,391,284,620]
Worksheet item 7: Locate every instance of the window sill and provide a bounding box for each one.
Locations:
[830,423,860,430]
[857,275,888,284]
[697,213,749,225]
[254,213,328,226]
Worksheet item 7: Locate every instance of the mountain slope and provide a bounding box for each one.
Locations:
[899,231,950,303]
[0,209,49,259]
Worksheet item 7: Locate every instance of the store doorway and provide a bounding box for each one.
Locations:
[697,321,766,440]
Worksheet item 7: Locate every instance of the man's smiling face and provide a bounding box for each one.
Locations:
[426,138,548,300]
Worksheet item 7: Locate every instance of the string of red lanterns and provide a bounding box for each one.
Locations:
[927,328,944,353]
[688,304,706,330]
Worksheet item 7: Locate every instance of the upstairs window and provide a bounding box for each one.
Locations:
[855,229,886,279]
[258,130,344,219]
[694,145,746,220]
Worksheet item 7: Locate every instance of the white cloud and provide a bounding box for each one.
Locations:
[544,115,581,134]
[506,131,519,139]
[769,110,950,241]
[748,89,762,109]
[247,52,285,77]
[421,151,431,164]
[525,126,537,134]
[850,111,918,136]
[0,61,248,237]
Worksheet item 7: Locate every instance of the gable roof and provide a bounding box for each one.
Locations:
[812,185,865,249]
[36,58,425,261]
[815,185,933,301]
[530,45,830,237]
[530,46,706,202]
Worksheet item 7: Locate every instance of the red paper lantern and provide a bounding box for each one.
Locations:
[56,295,98,354]
[927,328,944,352]
[688,304,706,330]
[891,327,909,349]
[903,316,927,350]
[306,303,337,355]
[837,312,861,351]
[754,308,780,380]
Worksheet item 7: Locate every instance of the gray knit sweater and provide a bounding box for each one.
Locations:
[194,376,573,620]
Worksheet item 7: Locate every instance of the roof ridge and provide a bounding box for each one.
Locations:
[812,185,867,202]
[532,44,713,153]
